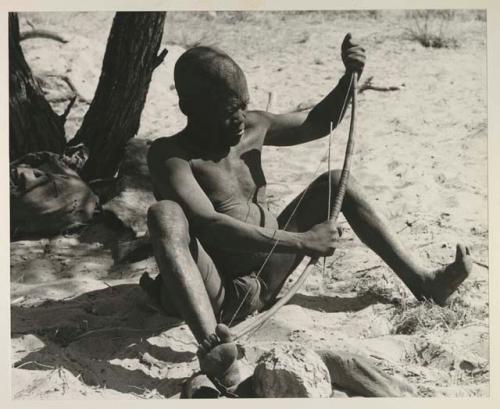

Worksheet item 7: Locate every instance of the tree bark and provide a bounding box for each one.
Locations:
[9,12,67,160]
[70,12,167,181]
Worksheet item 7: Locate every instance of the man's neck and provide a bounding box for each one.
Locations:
[181,122,231,159]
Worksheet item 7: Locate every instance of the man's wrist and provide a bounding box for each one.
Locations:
[274,229,308,254]
[294,231,309,253]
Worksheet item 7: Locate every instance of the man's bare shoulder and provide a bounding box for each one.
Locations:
[148,134,189,164]
[147,134,196,200]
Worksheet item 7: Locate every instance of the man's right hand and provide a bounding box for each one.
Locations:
[302,220,343,257]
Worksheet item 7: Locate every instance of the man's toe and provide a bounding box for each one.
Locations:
[215,324,233,343]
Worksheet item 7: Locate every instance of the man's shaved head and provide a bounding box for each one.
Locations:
[174,46,249,114]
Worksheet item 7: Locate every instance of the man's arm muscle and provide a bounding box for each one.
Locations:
[263,74,352,147]
[148,145,307,254]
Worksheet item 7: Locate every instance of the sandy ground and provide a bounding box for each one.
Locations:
[10,11,488,398]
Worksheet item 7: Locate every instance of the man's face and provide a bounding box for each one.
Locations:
[212,93,249,145]
[192,87,250,148]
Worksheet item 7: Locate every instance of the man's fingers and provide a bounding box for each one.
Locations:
[340,33,365,76]
[344,49,366,61]
[345,49,366,59]
[345,45,365,54]
[344,55,365,73]
[345,55,366,65]
[342,42,366,75]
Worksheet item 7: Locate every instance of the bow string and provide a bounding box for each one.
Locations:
[229,71,358,338]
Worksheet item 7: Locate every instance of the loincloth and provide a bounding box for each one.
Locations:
[140,272,266,324]
[220,273,266,323]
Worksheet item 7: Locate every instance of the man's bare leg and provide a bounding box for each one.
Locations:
[276,170,472,305]
[147,200,242,387]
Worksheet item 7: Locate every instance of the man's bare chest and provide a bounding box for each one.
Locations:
[190,147,267,208]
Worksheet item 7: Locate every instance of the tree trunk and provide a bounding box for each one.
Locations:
[70,12,167,181]
[9,12,67,160]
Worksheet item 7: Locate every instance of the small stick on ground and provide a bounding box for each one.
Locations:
[15,361,56,370]
[416,241,434,249]
[355,265,382,275]
[20,29,68,43]
[473,259,488,269]
[266,91,275,112]
[358,76,403,94]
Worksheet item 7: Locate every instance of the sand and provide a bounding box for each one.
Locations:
[10,10,488,398]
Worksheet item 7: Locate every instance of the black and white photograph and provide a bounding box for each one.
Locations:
[6,3,491,400]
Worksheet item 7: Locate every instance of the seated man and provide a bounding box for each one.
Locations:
[142,34,472,389]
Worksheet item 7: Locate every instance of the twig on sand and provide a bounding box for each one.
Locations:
[417,241,434,249]
[354,264,382,275]
[102,281,119,294]
[20,29,69,43]
[266,91,275,112]
[473,259,488,269]
[128,385,148,393]
[25,19,35,29]
[102,281,113,288]
[74,325,169,341]
[15,361,56,370]
[369,353,401,368]
[358,76,403,94]
[11,295,27,305]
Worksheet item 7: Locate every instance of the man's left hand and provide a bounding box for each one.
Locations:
[341,33,366,78]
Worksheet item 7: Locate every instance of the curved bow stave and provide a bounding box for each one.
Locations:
[233,71,359,341]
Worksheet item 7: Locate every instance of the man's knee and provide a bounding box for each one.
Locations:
[147,200,189,242]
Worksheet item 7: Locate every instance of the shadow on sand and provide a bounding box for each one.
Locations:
[11,284,194,397]
[289,291,394,313]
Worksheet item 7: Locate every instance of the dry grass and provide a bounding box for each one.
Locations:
[404,10,460,49]
[352,266,406,305]
[391,296,488,335]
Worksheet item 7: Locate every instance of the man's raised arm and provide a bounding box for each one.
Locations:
[263,33,365,147]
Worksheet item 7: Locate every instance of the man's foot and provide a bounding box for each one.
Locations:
[418,244,473,306]
[197,324,243,390]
